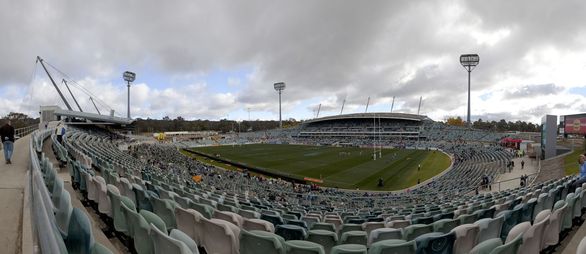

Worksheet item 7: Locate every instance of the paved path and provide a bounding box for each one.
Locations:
[0,135,30,254]
[485,155,539,192]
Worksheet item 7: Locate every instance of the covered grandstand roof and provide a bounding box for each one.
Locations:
[302,112,431,124]
[54,108,134,125]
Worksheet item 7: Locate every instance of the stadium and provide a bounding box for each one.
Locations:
[5,2,586,254]
[10,59,584,253]
[12,98,583,254]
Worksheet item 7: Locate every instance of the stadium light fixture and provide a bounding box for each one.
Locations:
[460,54,479,127]
[123,71,136,119]
[274,82,286,128]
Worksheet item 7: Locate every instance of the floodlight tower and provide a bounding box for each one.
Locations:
[459,54,479,127]
[274,82,286,128]
[123,71,136,119]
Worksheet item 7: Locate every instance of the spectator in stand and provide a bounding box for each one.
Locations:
[570,154,586,192]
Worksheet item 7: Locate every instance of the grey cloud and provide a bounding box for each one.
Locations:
[2,0,586,122]
[504,84,562,99]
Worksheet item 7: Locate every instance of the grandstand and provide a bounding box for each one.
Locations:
[9,109,586,254]
[294,113,506,146]
[297,113,427,140]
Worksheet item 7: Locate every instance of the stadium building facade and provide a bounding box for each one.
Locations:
[296,112,430,140]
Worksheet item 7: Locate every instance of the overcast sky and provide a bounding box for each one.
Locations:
[2,0,586,123]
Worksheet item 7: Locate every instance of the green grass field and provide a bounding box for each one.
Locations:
[565,149,585,176]
[188,144,451,191]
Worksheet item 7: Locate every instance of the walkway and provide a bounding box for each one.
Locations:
[0,135,31,254]
[488,155,539,192]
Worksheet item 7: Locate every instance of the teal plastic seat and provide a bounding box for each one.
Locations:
[330,244,367,254]
[244,218,275,232]
[457,213,476,225]
[276,224,308,241]
[121,201,137,239]
[151,196,177,229]
[239,230,286,254]
[91,243,114,254]
[284,240,325,254]
[363,222,385,236]
[283,214,299,221]
[287,220,309,229]
[173,225,199,254]
[175,206,206,245]
[238,208,261,219]
[51,178,64,210]
[403,224,433,241]
[311,222,336,232]
[174,195,193,209]
[133,184,154,212]
[564,193,578,230]
[474,216,504,244]
[65,208,94,254]
[130,210,167,254]
[492,233,523,254]
[432,218,460,234]
[307,229,338,253]
[217,203,238,213]
[386,219,411,229]
[340,231,368,245]
[149,223,197,254]
[368,239,416,254]
[302,216,321,228]
[473,207,496,221]
[469,238,503,254]
[368,228,402,246]
[451,223,480,254]
[497,209,520,241]
[191,202,215,219]
[415,232,455,254]
[78,167,88,193]
[544,200,567,246]
[107,184,132,236]
[262,213,285,227]
[56,190,73,238]
[520,198,537,223]
[339,224,363,237]
[201,218,240,254]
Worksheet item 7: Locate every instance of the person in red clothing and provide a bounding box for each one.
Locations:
[0,121,15,164]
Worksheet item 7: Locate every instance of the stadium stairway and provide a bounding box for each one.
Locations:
[41,131,125,253]
[561,220,586,253]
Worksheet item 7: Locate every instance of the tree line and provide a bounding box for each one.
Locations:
[444,116,541,132]
[133,117,299,133]
[0,111,542,133]
[0,112,39,129]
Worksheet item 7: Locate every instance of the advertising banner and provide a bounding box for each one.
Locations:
[564,117,586,134]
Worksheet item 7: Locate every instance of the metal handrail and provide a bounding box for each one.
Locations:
[15,124,39,139]
[471,172,540,194]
